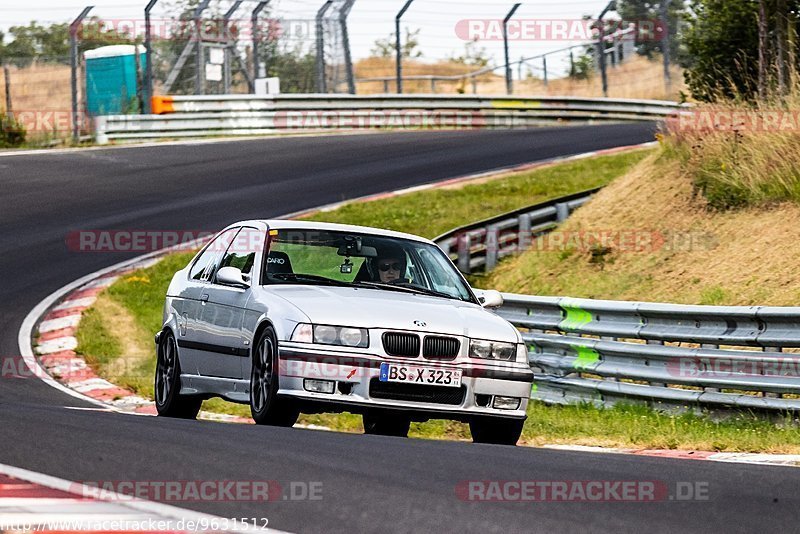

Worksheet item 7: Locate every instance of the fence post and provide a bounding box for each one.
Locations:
[542,55,548,88]
[144,0,158,114]
[503,3,521,95]
[316,0,333,93]
[70,6,93,144]
[395,0,415,94]
[252,1,270,83]
[660,0,673,94]
[3,64,11,116]
[597,1,614,98]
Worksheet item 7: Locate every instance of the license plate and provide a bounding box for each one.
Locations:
[379,362,462,388]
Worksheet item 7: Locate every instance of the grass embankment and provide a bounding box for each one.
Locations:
[480,104,800,305]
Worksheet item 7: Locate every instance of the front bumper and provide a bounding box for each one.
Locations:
[277,343,533,420]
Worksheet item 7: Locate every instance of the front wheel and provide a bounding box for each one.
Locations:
[250,326,299,427]
[155,330,202,419]
[470,417,525,446]
[362,410,411,437]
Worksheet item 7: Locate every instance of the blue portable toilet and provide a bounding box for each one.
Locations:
[84,45,146,116]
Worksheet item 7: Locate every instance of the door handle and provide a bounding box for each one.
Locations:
[200,294,209,302]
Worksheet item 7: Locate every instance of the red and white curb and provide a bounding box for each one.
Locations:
[0,463,283,533]
[25,249,251,423]
[542,445,800,467]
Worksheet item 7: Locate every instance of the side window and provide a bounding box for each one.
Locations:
[188,228,240,282]
[216,227,263,282]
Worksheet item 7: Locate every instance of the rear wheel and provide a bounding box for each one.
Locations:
[363,410,411,437]
[469,417,524,446]
[155,330,202,419]
[250,326,299,427]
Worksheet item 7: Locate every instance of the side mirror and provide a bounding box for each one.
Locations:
[217,267,250,288]
[474,289,503,309]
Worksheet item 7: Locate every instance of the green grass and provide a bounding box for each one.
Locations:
[75,307,121,373]
[303,149,654,238]
[523,402,800,453]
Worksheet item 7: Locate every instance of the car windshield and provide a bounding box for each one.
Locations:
[262,229,476,303]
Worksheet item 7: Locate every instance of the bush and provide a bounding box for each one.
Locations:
[665,97,800,210]
[0,114,26,147]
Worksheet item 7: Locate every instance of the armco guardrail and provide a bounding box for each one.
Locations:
[94,94,686,144]
[433,188,599,274]
[496,295,800,412]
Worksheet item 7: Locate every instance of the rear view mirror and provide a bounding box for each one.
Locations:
[474,289,503,309]
[217,267,250,288]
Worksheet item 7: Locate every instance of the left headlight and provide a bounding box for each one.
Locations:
[469,339,517,361]
[290,323,369,348]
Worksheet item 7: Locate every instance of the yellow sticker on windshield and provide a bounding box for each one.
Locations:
[269,230,279,236]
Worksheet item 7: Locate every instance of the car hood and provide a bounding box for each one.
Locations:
[263,285,519,342]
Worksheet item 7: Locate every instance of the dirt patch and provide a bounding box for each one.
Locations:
[91,293,153,382]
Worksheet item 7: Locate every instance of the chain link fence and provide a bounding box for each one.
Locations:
[0,0,686,147]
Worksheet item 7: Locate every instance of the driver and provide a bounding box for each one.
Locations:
[373,245,407,283]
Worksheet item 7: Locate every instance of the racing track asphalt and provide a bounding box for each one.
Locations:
[2,125,798,533]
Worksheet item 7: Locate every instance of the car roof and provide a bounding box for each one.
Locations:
[230,219,436,245]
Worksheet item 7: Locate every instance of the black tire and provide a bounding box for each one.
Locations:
[362,410,411,437]
[250,326,299,427]
[155,330,202,419]
[470,417,525,446]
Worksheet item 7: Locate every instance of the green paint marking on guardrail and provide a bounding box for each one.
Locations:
[559,300,593,331]
[573,345,600,370]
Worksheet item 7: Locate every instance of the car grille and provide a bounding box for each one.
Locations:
[382,332,420,357]
[423,336,460,360]
[369,378,466,405]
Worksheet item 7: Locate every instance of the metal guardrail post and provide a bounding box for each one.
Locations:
[485,226,500,271]
[457,233,471,275]
[555,202,569,222]
[517,213,532,251]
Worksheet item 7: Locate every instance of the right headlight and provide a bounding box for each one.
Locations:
[290,323,369,348]
[469,339,517,361]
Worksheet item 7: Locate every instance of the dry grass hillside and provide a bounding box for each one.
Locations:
[480,149,800,306]
[355,55,685,101]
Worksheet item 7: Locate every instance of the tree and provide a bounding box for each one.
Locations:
[0,20,133,67]
[371,28,422,59]
[449,38,490,68]
[616,0,689,64]
[683,0,799,102]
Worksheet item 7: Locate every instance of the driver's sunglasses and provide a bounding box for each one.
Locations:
[378,262,403,272]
